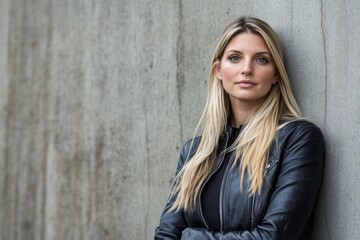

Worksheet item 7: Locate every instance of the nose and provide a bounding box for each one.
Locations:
[241,59,253,76]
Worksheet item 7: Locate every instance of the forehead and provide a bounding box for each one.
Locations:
[224,32,270,53]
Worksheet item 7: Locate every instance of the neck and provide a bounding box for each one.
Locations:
[229,97,265,127]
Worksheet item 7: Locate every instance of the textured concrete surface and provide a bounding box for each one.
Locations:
[0,0,359,239]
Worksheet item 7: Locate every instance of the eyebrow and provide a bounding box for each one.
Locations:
[226,50,272,56]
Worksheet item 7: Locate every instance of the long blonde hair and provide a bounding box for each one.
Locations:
[171,16,302,211]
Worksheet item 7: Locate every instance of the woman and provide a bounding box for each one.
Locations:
[155,16,325,240]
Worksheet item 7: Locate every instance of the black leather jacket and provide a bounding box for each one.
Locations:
[155,120,325,240]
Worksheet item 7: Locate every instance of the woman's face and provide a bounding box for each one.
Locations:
[215,32,277,107]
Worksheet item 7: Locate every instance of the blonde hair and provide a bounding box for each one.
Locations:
[170,16,302,211]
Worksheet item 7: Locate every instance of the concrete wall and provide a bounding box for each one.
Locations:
[0,0,359,239]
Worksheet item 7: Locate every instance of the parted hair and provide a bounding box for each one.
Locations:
[170,16,302,211]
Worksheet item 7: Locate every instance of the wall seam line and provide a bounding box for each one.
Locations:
[176,0,184,143]
[320,0,328,128]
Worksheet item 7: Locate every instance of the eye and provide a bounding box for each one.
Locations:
[228,55,241,63]
[255,57,269,65]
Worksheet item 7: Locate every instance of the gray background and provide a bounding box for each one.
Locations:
[0,0,359,239]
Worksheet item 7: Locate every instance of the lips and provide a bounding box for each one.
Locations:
[235,80,257,88]
[236,80,256,84]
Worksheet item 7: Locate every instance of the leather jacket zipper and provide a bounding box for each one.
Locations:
[198,133,229,229]
[251,194,255,229]
[198,194,209,229]
[219,151,234,232]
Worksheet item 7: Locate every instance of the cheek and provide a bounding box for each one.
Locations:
[220,63,240,79]
[259,68,276,83]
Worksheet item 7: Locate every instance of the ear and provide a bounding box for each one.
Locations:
[213,61,222,80]
[272,77,278,84]
[272,71,279,84]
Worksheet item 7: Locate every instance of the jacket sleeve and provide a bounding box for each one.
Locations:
[154,139,196,240]
[180,123,325,240]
